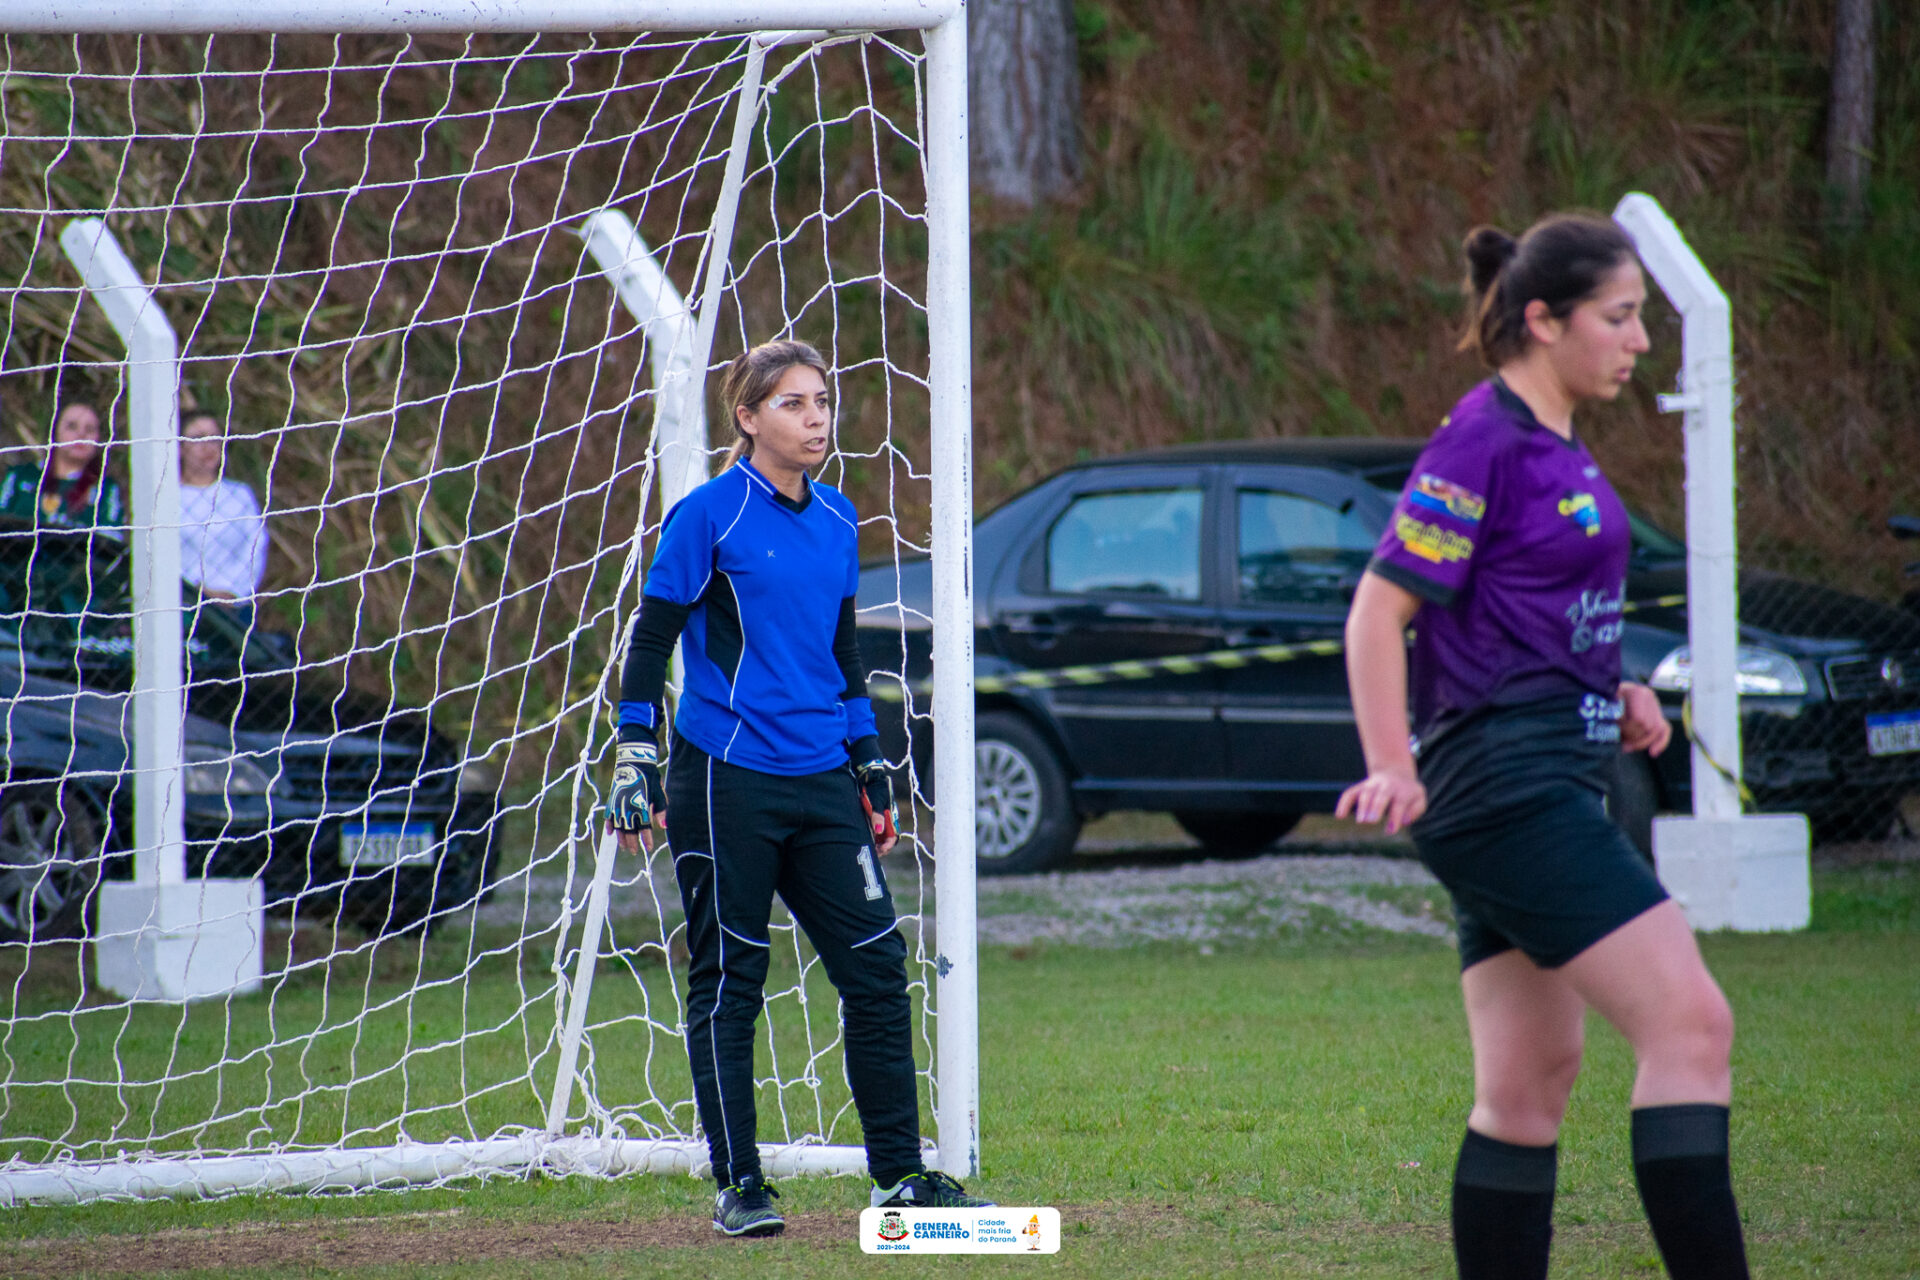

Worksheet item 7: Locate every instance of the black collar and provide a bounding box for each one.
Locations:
[743,459,814,514]
[1491,376,1580,450]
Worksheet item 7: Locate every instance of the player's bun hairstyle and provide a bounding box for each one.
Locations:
[718,338,830,471]
[1459,213,1639,369]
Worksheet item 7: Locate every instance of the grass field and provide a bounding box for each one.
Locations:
[3,855,1915,1278]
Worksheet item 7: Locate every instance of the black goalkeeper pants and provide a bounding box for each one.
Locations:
[665,735,922,1189]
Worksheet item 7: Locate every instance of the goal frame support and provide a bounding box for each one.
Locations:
[0,5,977,1203]
[1613,192,1810,933]
[57,218,268,1004]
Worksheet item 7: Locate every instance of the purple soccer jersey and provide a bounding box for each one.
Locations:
[1367,379,1632,743]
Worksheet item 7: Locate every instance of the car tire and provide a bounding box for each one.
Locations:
[0,782,105,944]
[1608,752,1660,863]
[1172,811,1302,858]
[974,712,1080,876]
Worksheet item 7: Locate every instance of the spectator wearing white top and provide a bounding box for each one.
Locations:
[178,410,266,603]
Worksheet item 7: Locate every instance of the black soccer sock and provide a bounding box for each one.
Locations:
[1451,1127,1557,1280]
[1630,1104,1750,1280]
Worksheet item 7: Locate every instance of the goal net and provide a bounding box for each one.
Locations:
[0,10,975,1204]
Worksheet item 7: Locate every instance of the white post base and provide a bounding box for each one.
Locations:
[93,879,266,1001]
[1651,814,1811,932]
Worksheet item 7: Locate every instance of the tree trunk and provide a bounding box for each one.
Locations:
[1825,0,1876,229]
[968,0,1082,207]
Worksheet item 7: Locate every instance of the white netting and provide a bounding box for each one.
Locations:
[0,28,945,1201]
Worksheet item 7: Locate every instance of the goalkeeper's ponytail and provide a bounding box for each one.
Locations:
[719,338,830,471]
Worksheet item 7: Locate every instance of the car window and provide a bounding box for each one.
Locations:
[1237,489,1376,606]
[1629,511,1686,561]
[1047,487,1203,600]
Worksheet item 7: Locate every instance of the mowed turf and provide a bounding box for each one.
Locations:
[3,861,1915,1278]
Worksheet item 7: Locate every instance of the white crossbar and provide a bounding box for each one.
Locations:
[1,1,959,34]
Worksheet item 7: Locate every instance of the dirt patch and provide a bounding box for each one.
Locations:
[5,1196,1873,1277]
[4,1208,852,1277]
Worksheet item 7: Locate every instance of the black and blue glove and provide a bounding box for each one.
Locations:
[850,735,898,848]
[607,731,665,846]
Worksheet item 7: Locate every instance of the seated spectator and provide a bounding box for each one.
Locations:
[0,398,127,536]
[178,409,266,603]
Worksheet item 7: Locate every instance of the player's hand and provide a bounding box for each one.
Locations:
[606,735,666,854]
[1618,681,1671,757]
[850,738,899,856]
[1335,764,1427,836]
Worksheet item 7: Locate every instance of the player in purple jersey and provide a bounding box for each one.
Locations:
[1338,215,1750,1280]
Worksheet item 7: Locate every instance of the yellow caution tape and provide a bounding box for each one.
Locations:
[865,593,1689,703]
[1680,693,1755,810]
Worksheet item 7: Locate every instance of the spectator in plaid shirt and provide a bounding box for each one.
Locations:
[178,409,266,605]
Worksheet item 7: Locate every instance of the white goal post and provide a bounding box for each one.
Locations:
[0,4,976,1204]
[1612,193,1809,933]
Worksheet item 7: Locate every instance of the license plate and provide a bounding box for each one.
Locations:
[1865,710,1920,757]
[339,822,436,868]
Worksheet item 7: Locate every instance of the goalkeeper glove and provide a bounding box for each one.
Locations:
[607,732,665,843]
[850,736,898,848]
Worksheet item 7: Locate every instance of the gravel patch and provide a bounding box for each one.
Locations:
[473,839,1452,951]
[971,852,1450,947]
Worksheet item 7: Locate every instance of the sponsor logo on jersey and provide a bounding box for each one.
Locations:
[1558,491,1601,536]
[1566,586,1625,654]
[1393,514,1475,565]
[1408,473,1486,523]
[1580,692,1624,743]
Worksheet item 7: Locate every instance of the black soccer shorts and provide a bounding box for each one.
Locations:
[1414,777,1670,970]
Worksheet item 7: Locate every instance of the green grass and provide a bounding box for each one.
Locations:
[4,862,1917,1277]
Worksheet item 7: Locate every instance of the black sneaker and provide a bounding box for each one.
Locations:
[713,1174,785,1237]
[870,1169,995,1208]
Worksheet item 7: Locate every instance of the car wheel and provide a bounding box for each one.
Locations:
[1608,752,1659,863]
[974,712,1080,876]
[0,783,104,944]
[1172,811,1302,858]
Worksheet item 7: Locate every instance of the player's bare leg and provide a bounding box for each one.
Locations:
[1563,901,1748,1279]
[1448,952,1584,1278]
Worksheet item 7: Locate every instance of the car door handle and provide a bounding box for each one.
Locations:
[1004,612,1060,647]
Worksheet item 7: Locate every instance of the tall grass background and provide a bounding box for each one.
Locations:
[0,3,1916,772]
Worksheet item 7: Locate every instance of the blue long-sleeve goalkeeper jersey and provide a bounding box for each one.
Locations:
[619,459,877,776]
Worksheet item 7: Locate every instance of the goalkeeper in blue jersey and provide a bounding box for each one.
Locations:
[606,338,991,1237]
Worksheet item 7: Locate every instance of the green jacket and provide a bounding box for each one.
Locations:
[0,463,127,534]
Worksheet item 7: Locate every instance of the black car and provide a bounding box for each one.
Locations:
[858,439,1920,874]
[0,519,499,942]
